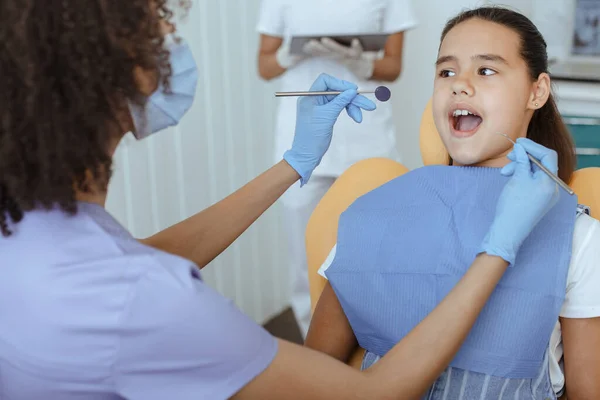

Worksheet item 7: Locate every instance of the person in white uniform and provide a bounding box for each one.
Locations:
[256,0,418,337]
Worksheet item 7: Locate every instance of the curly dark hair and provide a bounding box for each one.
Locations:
[0,0,190,236]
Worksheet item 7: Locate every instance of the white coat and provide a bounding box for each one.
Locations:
[256,0,418,337]
[257,0,418,177]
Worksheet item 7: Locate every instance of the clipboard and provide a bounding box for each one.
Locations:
[289,33,389,55]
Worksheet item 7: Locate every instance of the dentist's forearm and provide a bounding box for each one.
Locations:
[366,254,509,399]
[141,160,299,268]
[236,254,510,400]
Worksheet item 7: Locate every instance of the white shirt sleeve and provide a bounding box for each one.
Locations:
[256,0,287,37]
[317,244,337,279]
[383,0,419,33]
[560,214,600,318]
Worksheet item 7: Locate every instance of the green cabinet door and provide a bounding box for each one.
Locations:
[563,116,600,169]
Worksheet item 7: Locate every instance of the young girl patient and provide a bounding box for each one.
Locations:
[306,7,600,400]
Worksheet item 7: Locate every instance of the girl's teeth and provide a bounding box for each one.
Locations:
[453,109,475,117]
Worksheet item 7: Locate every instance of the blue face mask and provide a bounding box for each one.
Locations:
[129,34,198,139]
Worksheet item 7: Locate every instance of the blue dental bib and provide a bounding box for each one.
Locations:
[325,165,577,379]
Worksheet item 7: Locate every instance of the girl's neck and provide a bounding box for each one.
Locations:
[453,152,512,169]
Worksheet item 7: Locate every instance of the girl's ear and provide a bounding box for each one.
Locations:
[528,72,551,110]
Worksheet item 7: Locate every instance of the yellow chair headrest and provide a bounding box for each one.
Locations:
[570,168,600,218]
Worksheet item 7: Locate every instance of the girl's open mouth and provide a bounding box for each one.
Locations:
[450,109,483,137]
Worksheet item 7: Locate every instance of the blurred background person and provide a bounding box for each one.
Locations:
[256,0,418,338]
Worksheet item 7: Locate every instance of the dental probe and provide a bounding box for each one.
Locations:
[497,133,574,195]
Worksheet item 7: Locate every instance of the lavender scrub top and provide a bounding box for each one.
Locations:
[0,202,277,399]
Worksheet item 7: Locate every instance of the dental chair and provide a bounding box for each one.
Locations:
[305,98,600,369]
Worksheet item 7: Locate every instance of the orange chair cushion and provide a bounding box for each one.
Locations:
[305,157,409,369]
[570,167,600,218]
[306,158,409,311]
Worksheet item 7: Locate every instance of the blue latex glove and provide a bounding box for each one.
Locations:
[480,138,560,265]
[283,73,376,185]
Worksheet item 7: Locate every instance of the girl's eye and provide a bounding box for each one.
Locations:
[479,68,496,76]
[439,70,455,78]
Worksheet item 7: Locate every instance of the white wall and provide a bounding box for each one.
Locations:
[531,0,576,61]
[104,0,537,325]
[491,0,532,16]
[106,0,287,324]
